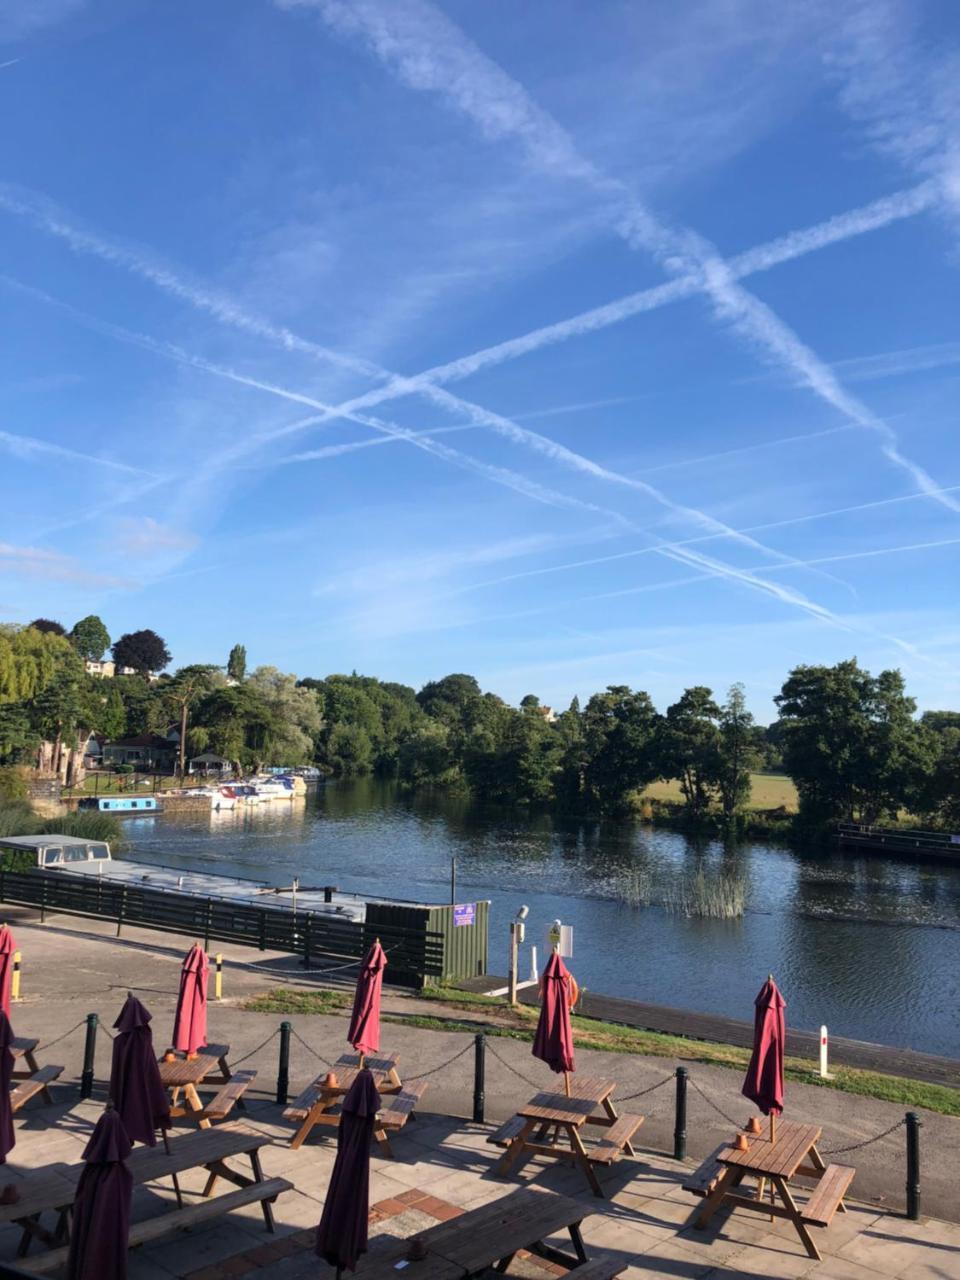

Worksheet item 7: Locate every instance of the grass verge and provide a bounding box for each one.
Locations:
[239,984,959,1117]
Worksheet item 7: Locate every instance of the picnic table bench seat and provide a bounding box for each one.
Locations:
[377,1081,427,1130]
[559,1251,626,1280]
[282,1082,319,1125]
[16,1177,294,1276]
[682,1145,728,1198]
[488,1115,528,1147]
[801,1164,856,1227]
[194,1070,256,1124]
[11,1066,63,1112]
[587,1113,643,1165]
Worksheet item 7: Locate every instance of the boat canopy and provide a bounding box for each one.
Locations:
[0,834,111,866]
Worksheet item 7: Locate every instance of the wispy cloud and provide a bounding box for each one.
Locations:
[834,341,960,384]
[276,0,955,518]
[0,428,154,476]
[825,1,960,213]
[0,0,82,42]
[0,541,128,588]
[114,517,198,556]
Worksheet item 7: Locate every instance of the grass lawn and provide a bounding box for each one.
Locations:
[643,772,798,812]
[62,774,210,797]
[240,984,958,1117]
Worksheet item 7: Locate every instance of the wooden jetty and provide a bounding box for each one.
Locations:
[835,822,960,863]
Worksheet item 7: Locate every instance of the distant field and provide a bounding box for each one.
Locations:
[643,772,798,812]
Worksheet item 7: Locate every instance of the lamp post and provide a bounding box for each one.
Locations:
[508,905,529,1006]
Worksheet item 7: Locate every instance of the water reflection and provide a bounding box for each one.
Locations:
[125,779,960,1056]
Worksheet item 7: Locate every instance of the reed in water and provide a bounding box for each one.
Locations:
[662,868,746,919]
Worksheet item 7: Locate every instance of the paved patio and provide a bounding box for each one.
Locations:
[3,1094,958,1280]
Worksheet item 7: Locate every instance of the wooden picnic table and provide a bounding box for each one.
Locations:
[492,1076,643,1197]
[285,1051,403,1151]
[158,1047,234,1129]
[357,1187,602,1279]
[692,1119,856,1262]
[10,1038,62,1108]
[3,1122,291,1271]
[11,1037,42,1080]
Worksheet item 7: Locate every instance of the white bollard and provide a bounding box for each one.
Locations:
[529,945,539,983]
[819,1025,831,1078]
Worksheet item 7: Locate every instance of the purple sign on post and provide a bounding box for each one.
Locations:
[453,903,476,927]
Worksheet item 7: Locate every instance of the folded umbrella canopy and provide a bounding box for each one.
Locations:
[66,1106,133,1280]
[0,927,16,1020]
[315,1068,381,1276]
[172,943,208,1057]
[347,940,386,1062]
[0,1012,14,1165]
[532,952,576,1094]
[742,975,786,1142]
[110,995,171,1147]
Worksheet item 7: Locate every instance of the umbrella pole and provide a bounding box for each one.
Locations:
[769,1113,776,1145]
[563,1071,570,1098]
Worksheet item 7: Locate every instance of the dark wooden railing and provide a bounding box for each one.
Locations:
[0,869,443,988]
[836,822,960,860]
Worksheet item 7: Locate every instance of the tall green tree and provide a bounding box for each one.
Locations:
[660,687,722,821]
[227,644,247,681]
[164,665,221,776]
[582,686,662,814]
[112,629,171,676]
[69,615,111,661]
[776,659,927,827]
[717,683,756,819]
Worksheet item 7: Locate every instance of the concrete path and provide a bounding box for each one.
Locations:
[4,905,959,1224]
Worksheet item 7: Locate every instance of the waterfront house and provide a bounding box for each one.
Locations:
[102,732,178,771]
[188,752,231,775]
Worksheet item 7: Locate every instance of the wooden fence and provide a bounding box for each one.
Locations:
[836,822,960,861]
[0,869,444,988]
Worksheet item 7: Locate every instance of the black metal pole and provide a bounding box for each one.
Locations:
[473,1033,486,1124]
[906,1111,921,1221]
[673,1066,688,1160]
[276,1021,291,1105]
[80,1013,98,1100]
[451,857,457,906]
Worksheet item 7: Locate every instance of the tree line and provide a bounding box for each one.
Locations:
[1,617,958,832]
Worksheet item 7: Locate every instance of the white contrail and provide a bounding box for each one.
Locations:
[756,535,960,572]
[0,428,155,476]
[279,0,954,515]
[642,424,856,475]
[4,272,857,600]
[460,481,960,595]
[7,274,872,629]
[0,185,381,385]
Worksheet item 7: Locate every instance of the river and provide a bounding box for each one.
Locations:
[120,779,960,1058]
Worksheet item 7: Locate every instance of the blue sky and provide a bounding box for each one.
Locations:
[2,0,959,719]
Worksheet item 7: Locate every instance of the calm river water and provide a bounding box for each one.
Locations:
[122,780,960,1058]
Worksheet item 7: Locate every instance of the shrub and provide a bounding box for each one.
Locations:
[0,768,27,804]
[40,812,122,845]
[0,801,38,839]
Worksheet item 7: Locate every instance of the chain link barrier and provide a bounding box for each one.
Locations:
[229,1028,280,1068]
[617,1075,673,1104]
[821,1118,905,1157]
[222,943,404,980]
[484,1038,550,1090]
[688,1077,747,1129]
[404,1041,473,1082]
[290,1028,335,1071]
[35,1020,86,1053]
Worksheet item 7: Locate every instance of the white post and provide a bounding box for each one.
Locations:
[819,1025,831,1079]
[507,922,519,1007]
[528,945,539,983]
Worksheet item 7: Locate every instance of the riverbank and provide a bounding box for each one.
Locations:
[6,907,959,1221]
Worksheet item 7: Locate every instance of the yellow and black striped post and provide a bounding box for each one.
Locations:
[11,951,21,1003]
[214,953,223,1001]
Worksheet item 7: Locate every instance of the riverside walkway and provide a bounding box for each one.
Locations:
[3,908,959,1223]
[464,978,960,1090]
